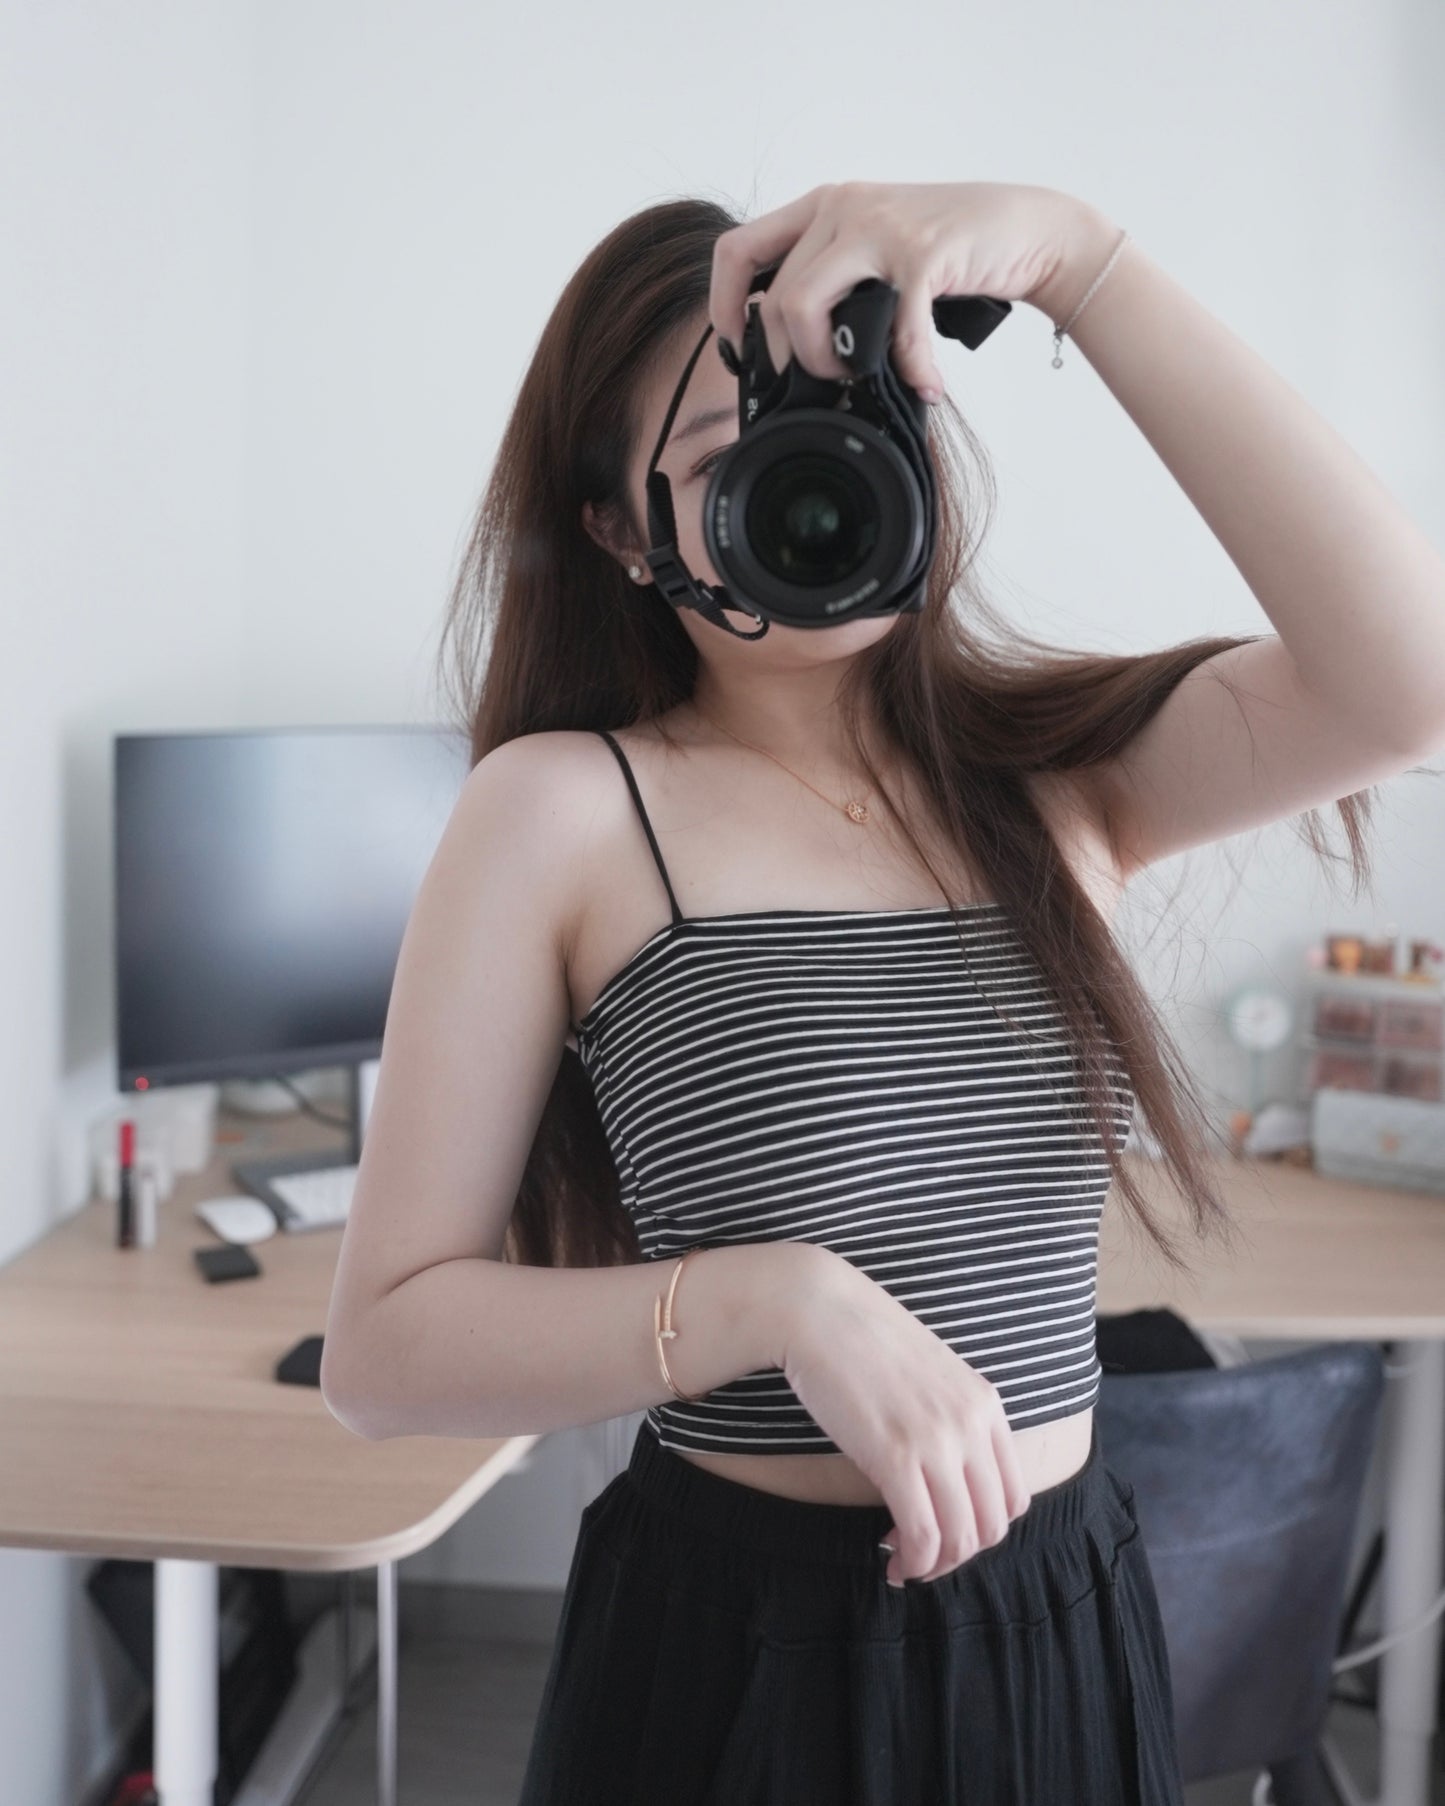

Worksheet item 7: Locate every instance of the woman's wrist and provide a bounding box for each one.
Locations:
[664,1239,844,1393]
[751,1239,856,1370]
[1023,199,1126,330]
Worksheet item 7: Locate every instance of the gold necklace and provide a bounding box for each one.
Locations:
[695,708,873,826]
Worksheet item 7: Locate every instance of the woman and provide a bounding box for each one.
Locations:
[321,181,1445,1804]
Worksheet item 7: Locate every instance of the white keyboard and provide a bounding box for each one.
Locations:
[269,1162,360,1231]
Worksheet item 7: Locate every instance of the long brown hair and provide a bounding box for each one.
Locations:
[438,194,1379,1280]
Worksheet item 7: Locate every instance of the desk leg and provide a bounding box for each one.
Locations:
[338,1568,355,1713]
[153,1559,217,1806]
[378,1560,397,1806]
[1378,1337,1444,1806]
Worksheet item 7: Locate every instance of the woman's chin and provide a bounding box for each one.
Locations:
[771,612,901,651]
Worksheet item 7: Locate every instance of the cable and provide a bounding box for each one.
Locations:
[1330,1583,1445,1672]
[267,1072,352,1133]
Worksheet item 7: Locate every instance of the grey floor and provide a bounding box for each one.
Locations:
[291,1586,1445,1806]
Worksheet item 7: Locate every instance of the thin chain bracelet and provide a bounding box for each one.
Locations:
[654,1247,706,1403]
[1051,227,1130,368]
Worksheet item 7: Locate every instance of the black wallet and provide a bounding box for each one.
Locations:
[194,1243,261,1283]
[275,1334,325,1387]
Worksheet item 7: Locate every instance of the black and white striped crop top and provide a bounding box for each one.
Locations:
[575,729,1135,1456]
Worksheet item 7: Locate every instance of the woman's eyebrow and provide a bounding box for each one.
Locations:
[668,405,735,449]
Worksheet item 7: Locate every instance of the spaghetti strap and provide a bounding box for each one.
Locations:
[595,730,685,926]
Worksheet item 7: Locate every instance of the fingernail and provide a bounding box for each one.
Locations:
[886,1575,905,1590]
[918,386,942,405]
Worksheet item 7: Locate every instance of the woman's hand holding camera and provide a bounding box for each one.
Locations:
[781,1246,1033,1587]
[708,179,1117,404]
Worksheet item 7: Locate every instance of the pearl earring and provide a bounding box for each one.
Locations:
[628,564,642,579]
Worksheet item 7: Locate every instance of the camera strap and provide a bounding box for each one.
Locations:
[642,313,770,640]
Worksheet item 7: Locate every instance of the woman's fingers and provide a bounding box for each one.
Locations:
[912,1450,980,1584]
[964,1446,1013,1553]
[887,1443,1018,1586]
[749,212,842,383]
[880,1463,942,1588]
[778,237,943,398]
[709,186,830,364]
[710,183,949,402]
[992,1413,1034,1520]
[750,230,879,385]
[888,1436,1028,1588]
[890,268,949,400]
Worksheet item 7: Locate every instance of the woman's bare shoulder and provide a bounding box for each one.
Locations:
[462,727,629,919]
[474,726,622,792]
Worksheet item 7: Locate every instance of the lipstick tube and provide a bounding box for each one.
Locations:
[117,1118,135,1249]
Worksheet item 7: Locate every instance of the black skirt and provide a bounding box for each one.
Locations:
[517,1416,1185,1805]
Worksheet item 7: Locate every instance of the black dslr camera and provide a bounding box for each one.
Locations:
[641,262,1012,637]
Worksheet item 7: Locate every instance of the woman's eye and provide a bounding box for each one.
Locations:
[693,449,727,480]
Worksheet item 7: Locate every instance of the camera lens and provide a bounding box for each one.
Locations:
[746,453,879,588]
[702,409,926,628]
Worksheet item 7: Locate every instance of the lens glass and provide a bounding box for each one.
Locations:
[745,453,879,587]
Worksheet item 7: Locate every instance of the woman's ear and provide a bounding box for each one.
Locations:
[582,499,625,561]
[582,499,650,583]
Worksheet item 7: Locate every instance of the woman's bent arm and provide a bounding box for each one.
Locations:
[322,1238,825,1442]
[317,735,836,1442]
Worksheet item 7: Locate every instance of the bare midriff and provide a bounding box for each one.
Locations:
[670,1403,1094,1505]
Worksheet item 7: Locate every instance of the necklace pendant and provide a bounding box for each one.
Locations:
[845,799,870,824]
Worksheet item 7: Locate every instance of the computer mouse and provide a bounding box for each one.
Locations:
[194,1195,279,1244]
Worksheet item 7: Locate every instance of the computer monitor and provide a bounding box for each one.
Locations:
[114,724,472,1195]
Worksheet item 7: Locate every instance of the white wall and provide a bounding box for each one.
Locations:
[244,0,1445,1125]
[2,4,255,1799]
[5,1,1443,1796]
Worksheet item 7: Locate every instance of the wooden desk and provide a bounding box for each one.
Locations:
[1099,1151,1445,1806]
[0,1105,536,1806]
[4,1125,1441,1806]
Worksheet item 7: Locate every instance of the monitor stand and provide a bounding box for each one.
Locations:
[229,1063,366,1207]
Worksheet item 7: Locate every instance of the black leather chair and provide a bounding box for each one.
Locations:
[1095,1337,1386,1805]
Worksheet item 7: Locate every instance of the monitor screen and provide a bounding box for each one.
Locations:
[115,725,472,1091]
